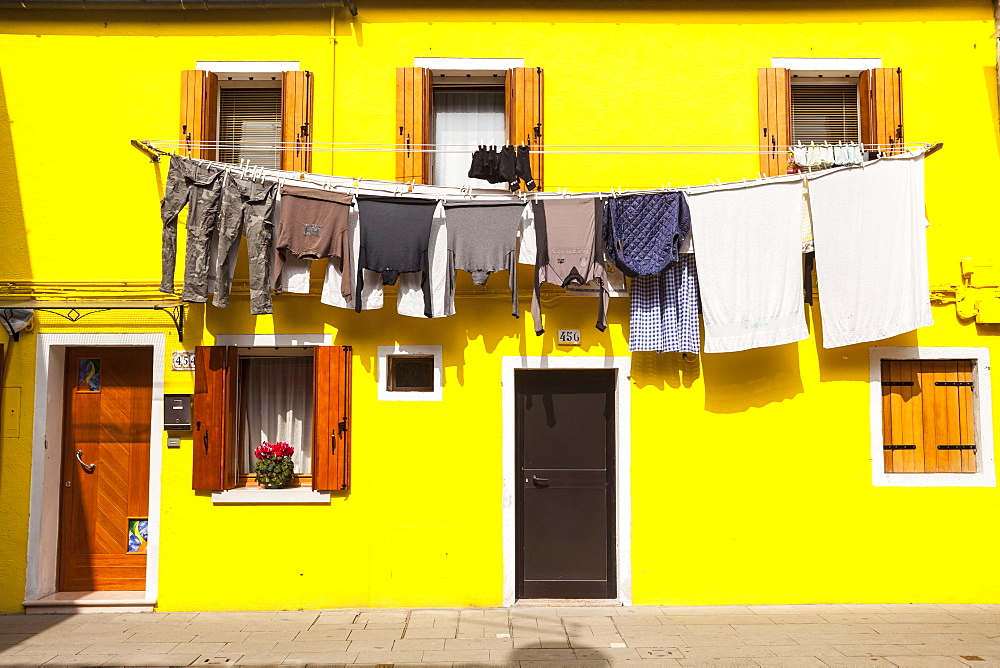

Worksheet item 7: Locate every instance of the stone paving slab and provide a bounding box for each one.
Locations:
[1,605,999,665]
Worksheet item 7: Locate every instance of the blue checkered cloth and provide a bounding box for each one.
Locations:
[629,254,700,354]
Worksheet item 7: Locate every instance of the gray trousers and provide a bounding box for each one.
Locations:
[159,158,225,302]
[213,175,277,315]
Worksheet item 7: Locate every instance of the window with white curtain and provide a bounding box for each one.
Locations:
[431,88,506,188]
[239,355,314,477]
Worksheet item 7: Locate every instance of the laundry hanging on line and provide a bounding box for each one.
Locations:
[468,144,536,192]
[156,148,933,352]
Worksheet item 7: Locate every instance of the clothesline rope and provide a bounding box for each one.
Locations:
[144,140,932,155]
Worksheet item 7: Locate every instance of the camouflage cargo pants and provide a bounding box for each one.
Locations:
[159,157,225,301]
[213,175,277,315]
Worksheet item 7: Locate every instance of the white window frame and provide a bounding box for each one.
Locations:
[869,346,995,487]
[378,345,443,401]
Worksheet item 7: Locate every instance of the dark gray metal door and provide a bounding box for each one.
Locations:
[515,369,616,599]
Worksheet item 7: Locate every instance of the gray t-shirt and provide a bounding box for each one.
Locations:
[444,201,525,317]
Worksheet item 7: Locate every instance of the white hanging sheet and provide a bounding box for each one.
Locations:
[808,151,932,348]
[687,178,808,353]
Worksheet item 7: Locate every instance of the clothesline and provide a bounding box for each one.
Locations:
[143,139,933,155]
[134,140,941,203]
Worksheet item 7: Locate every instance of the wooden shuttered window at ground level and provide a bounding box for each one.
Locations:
[191,345,352,491]
[180,70,313,170]
[312,346,352,491]
[396,66,544,189]
[192,345,238,491]
[881,360,976,474]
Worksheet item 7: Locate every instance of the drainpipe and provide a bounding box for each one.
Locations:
[995,0,1000,132]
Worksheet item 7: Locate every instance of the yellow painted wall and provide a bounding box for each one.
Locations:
[1,0,999,612]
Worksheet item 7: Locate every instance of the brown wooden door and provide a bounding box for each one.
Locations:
[515,369,616,599]
[59,347,153,591]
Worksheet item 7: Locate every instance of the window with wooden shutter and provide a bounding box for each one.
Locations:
[397,66,544,189]
[881,359,976,474]
[193,345,352,493]
[757,67,791,177]
[180,70,219,161]
[192,345,238,491]
[506,67,544,191]
[182,69,313,170]
[860,67,903,154]
[396,67,432,184]
[281,70,314,172]
[312,345,352,491]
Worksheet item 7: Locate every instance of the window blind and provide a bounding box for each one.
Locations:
[791,84,860,143]
[218,88,282,169]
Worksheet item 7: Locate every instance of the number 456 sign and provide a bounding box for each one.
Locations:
[557,329,581,346]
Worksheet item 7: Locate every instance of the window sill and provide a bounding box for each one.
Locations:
[211,487,331,504]
[873,472,996,488]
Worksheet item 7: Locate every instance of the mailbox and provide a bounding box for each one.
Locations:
[164,394,192,431]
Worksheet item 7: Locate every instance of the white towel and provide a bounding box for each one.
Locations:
[808,152,932,348]
[688,179,809,353]
[320,202,383,310]
[280,256,312,294]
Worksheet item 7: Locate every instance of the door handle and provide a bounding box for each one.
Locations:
[532,475,549,485]
[203,428,209,452]
[75,450,96,474]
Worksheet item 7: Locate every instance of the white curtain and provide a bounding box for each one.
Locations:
[241,357,313,475]
[432,89,506,188]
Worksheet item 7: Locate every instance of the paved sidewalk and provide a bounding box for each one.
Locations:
[1,604,999,666]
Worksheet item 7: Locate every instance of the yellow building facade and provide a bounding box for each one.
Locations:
[1,0,999,613]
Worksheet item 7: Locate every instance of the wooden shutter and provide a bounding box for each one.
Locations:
[396,67,432,184]
[312,345,352,491]
[506,67,544,191]
[281,70,314,172]
[757,67,791,177]
[192,346,238,490]
[860,68,903,154]
[881,360,976,474]
[180,70,219,161]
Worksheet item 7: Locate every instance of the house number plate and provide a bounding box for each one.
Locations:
[172,351,196,372]
[557,330,581,345]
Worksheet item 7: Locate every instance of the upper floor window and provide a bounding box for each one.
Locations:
[180,61,313,172]
[397,58,543,190]
[758,58,903,176]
